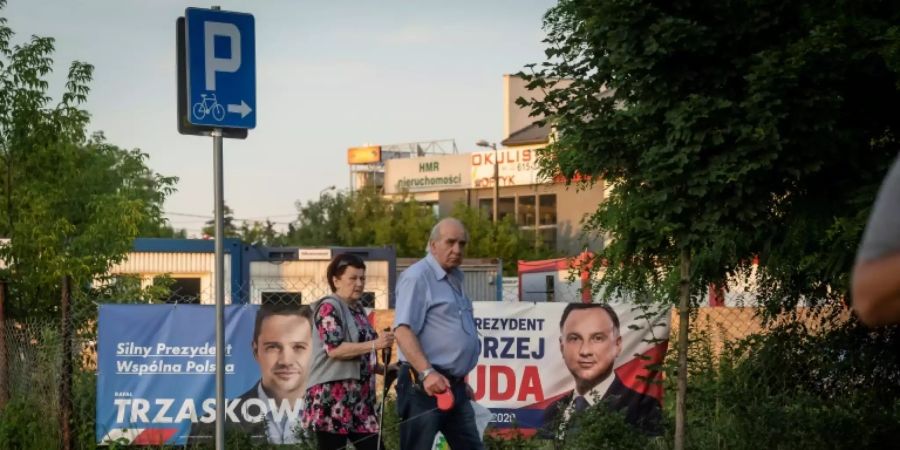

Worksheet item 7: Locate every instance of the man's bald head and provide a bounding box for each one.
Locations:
[428,218,468,270]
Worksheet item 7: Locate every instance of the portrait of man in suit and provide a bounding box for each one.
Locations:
[543,303,662,436]
[188,303,313,444]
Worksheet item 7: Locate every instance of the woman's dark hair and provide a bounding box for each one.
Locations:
[326,253,367,292]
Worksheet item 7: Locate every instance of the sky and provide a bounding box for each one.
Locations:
[4,0,557,236]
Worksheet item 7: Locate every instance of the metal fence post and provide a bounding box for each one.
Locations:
[675,249,691,450]
[0,279,7,408]
[60,275,73,450]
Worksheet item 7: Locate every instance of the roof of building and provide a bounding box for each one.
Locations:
[501,121,550,147]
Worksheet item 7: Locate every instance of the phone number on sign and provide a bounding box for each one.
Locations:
[491,412,517,423]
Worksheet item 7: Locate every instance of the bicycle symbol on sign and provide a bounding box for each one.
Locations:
[192,93,226,121]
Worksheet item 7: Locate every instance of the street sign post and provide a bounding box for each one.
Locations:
[177,6,255,449]
[176,16,247,138]
[185,7,256,129]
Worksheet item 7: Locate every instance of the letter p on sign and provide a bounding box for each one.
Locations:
[204,22,241,91]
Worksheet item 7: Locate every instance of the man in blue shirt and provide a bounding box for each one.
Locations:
[393,217,483,450]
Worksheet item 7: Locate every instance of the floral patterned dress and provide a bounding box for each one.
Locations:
[302,300,379,434]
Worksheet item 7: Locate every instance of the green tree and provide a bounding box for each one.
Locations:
[336,189,392,247]
[284,189,556,267]
[370,194,436,257]
[141,221,188,239]
[201,203,238,238]
[524,0,900,309]
[523,0,900,446]
[239,218,280,246]
[0,2,177,319]
[284,191,351,246]
[452,202,555,274]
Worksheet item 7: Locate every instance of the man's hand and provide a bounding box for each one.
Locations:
[423,371,450,396]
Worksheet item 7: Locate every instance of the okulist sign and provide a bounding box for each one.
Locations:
[470,148,543,188]
[384,154,471,194]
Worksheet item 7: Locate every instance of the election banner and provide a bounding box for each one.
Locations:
[468,302,670,436]
[96,304,310,445]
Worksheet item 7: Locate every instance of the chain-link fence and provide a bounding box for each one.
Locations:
[0,274,895,449]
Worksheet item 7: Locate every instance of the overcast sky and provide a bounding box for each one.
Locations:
[5,0,556,236]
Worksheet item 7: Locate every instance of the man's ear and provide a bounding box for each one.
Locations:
[559,336,564,356]
[252,341,258,358]
[614,334,623,357]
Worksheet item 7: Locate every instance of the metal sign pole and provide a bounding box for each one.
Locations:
[212,127,226,450]
[180,4,253,445]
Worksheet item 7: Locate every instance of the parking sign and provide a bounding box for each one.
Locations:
[185,8,255,129]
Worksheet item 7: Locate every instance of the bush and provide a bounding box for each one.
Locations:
[670,312,900,450]
[0,396,61,449]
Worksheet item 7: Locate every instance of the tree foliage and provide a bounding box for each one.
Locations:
[202,203,238,239]
[283,189,556,272]
[522,0,900,310]
[0,1,177,319]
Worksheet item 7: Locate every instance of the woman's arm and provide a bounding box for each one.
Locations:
[325,331,394,361]
[325,340,378,360]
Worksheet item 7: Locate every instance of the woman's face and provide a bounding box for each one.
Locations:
[333,266,366,302]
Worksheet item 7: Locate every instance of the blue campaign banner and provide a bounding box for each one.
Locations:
[96,304,260,445]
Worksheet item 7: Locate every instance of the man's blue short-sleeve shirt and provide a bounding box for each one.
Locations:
[393,253,481,377]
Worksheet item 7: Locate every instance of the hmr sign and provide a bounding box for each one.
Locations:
[185,8,256,129]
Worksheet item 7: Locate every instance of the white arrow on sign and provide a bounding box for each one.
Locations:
[227,100,252,118]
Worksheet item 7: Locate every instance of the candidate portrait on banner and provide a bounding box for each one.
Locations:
[187,304,313,445]
[467,300,669,441]
[541,303,663,437]
[96,303,314,446]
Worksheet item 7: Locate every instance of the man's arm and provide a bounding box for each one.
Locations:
[852,251,900,326]
[852,157,900,326]
[394,325,449,395]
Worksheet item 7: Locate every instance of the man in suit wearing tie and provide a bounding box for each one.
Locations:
[542,303,662,438]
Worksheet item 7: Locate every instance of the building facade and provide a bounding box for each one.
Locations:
[376,75,605,255]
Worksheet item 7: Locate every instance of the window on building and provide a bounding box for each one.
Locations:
[166,277,201,304]
[517,195,536,226]
[261,292,302,306]
[498,197,515,222]
[539,194,557,225]
[422,202,440,218]
[539,228,558,251]
[479,198,493,221]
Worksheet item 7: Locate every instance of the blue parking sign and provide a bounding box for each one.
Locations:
[185,8,255,129]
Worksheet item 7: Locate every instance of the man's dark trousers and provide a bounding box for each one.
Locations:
[395,367,484,450]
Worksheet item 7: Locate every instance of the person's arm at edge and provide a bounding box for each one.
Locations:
[394,325,430,374]
[852,251,900,326]
[315,300,393,360]
[394,325,449,395]
[326,334,391,360]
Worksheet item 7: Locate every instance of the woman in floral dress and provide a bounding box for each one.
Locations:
[302,253,394,450]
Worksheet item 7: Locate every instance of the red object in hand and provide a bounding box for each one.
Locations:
[435,390,455,411]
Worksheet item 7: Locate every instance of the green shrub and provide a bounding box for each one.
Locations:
[667,313,900,450]
[0,395,61,449]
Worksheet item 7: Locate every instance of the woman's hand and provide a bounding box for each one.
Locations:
[373,330,395,350]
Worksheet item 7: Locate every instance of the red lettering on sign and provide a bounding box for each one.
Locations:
[471,365,485,400]
[491,366,516,400]
[517,366,543,402]
[470,365,545,402]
